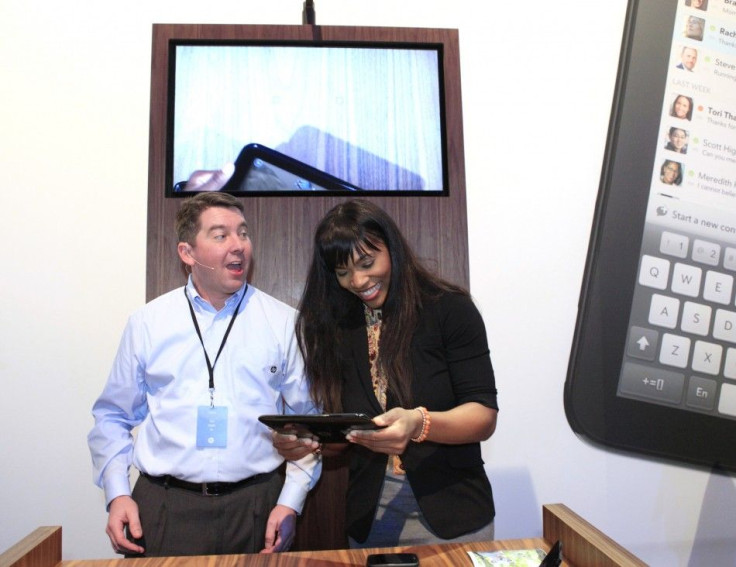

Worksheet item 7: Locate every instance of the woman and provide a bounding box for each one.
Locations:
[684,15,705,41]
[670,94,693,121]
[660,160,683,185]
[276,199,498,548]
[686,0,708,11]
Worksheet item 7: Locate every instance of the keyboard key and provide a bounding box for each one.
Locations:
[660,231,689,259]
[724,348,736,380]
[639,255,670,290]
[686,376,717,410]
[626,326,659,361]
[691,340,722,375]
[659,333,691,368]
[703,271,733,305]
[713,309,736,344]
[724,247,736,272]
[619,362,684,404]
[649,294,680,329]
[680,301,711,336]
[692,239,721,266]
[671,263,702,297]
[718,383,736,416]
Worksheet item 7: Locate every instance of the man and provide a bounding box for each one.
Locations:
[676,46,698,71]
[88,191,321,556]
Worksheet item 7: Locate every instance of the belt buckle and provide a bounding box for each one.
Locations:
[201,482,221,496]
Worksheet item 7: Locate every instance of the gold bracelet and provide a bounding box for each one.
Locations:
[410,406,430,443]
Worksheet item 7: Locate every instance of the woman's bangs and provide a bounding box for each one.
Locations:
[321,237,357,271]
[320,230,381,271]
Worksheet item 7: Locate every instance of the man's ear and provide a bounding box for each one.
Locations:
[177,242,195,267]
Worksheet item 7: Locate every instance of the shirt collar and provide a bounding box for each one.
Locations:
[185,276,248,312]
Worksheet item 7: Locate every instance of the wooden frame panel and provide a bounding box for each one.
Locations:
[146,24,469,305]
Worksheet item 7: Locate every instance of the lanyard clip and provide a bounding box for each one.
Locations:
[209,388,215,408]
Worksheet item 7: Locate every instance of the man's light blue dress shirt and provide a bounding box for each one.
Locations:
[88,278,321,513]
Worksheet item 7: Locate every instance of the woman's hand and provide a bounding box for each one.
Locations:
[345,407,422,455]
[345,402,497,454]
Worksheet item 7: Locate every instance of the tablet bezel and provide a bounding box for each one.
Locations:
[258,413,382,443]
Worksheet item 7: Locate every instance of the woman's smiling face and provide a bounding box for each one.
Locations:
[335,240,392,309]
[674,96,691,118]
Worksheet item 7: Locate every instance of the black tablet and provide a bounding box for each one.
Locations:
[219,143,364,194]
[258,413,382,443]
[565,0,736,471]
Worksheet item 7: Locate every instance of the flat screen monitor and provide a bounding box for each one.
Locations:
[163,32,452,196]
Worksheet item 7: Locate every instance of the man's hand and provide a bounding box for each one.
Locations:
[260,504,297,553]
[272,429,319,461]
[106,495,145,555]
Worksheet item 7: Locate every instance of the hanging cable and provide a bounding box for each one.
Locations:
[302,0,316,24]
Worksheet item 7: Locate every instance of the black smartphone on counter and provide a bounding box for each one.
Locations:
[366,553,419,566]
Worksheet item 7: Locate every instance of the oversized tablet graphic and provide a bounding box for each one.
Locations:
[565,0,736,471]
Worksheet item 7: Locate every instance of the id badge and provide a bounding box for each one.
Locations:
[197,406,228,448]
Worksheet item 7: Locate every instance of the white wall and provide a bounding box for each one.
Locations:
[2,1,735,565]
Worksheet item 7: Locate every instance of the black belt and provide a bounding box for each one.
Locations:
[141,472,264,496]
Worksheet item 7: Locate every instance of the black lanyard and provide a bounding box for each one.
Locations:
[184,286,247,401]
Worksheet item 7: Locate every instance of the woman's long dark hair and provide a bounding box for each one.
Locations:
[296,199,467,412]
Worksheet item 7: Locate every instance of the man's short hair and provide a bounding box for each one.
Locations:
[175,192,246,244]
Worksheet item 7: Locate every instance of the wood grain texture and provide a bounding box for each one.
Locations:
[0,526,61,567]
[543,503,647,566]
[59,538,555,567]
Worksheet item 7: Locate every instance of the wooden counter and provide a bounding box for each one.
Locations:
[1,504,646,567]
[58,538,555,567]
